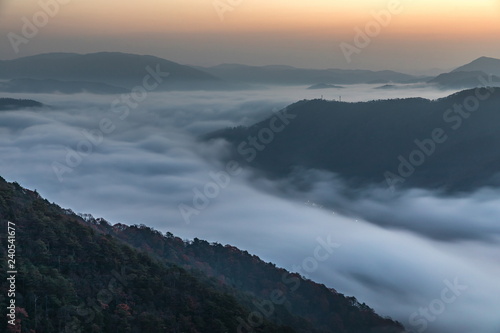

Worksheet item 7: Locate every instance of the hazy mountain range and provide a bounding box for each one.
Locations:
[195,63,419,85]
[428,71,500,89]
[427,56,500,89]
[452,56,500,76]
[1,53,499,94]
[0,52,233,91]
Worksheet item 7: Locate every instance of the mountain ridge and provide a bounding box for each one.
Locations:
[0,52,241,91]
[427,70,500,89]
[452,56,500,76]
[204,88,500,192]
[0,176,405,333]
[197,63,420,85]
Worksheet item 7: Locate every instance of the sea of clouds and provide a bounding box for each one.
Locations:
[1,84,499,333]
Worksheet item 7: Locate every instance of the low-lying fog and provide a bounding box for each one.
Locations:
[1,84,499,333]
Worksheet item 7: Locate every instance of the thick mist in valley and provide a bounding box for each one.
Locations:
[1,85,500,333]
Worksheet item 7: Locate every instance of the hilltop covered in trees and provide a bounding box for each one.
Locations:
[0,176,404,332]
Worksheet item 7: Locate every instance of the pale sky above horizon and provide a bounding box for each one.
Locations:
[1,0,499,73]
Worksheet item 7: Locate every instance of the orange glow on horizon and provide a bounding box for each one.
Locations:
[1,0,499,69]
[2,0,498,36]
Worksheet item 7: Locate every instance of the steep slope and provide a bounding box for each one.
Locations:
[0,177,405,333]
[0,178,294,333]
[0,52,233,91]
[205,88,500,191]
[92,223,404,333]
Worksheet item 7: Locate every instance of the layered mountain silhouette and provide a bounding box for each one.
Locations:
[198,64,419,85]
[0,176,404,332]
[3,53,498,92]
[205,88,500,192]
[453,56,500,76]
[0,52,237,91]
[428,71,500,89]
[427,56,500,89]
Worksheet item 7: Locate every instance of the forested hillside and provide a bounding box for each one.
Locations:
[0,176,404,332]
[205,88,500,191]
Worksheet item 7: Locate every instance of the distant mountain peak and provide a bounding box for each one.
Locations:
[0,52,239,91]
[453,56,500,76]
[475,56,498,61]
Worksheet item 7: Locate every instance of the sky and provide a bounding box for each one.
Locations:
[1,0,500,72]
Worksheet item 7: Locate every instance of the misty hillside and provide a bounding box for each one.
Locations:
[424,56,500,89]
[205,88,500,192]
[0,52,235,91]
[0,176,404,333]
[453,56,500,76]
[198,64,419,85]
[0,98,44,110]
[428,71,500,89]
